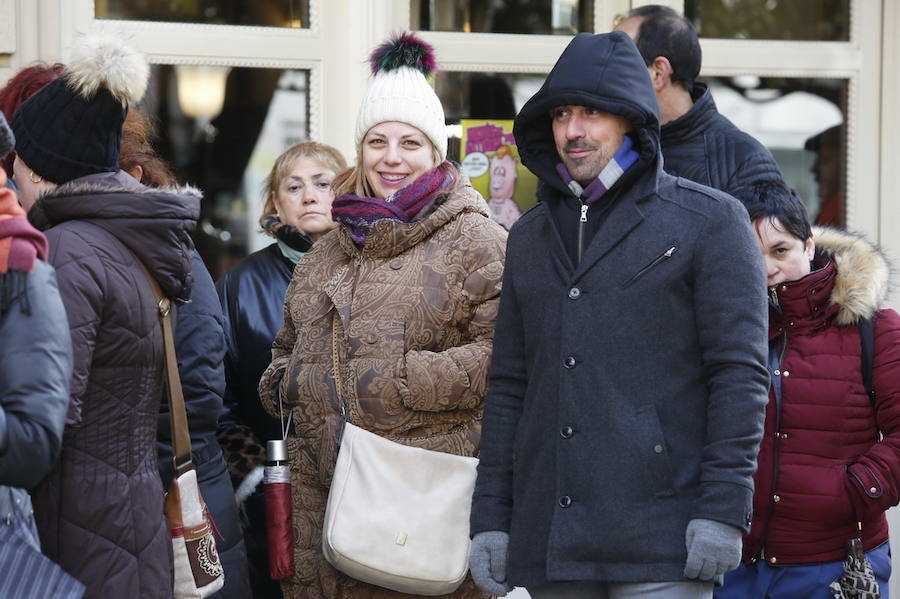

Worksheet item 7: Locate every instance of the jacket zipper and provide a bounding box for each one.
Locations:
[577,203,588,265]
[622,245,678,288]
[758,286,787,561]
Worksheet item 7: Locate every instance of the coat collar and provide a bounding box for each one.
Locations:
[335,178,490,260]
[28,170,201,301]
[660,83,716,147]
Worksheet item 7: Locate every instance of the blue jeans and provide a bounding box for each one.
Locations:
[714,542,891,599]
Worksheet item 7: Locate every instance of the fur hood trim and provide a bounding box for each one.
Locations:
[44,180,202,202]
[813,226,892,325]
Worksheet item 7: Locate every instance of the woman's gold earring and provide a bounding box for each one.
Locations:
[29,171,42,184]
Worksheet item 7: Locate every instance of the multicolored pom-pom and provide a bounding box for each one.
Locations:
[368,31,438,77]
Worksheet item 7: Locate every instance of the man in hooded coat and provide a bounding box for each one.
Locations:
[468,31,770,598]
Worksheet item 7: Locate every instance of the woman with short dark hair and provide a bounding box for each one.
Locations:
[717,181,900,597]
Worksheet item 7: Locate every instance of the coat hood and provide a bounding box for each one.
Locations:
[813,226,892,325]
[512,31,660,197]
[28,170,201,300]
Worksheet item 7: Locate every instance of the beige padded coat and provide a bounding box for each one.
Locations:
[259,177,507,598]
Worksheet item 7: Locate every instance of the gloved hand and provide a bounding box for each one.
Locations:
[469,531,513,597]
[683,518,743,580]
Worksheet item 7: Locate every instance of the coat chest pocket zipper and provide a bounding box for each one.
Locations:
[622,245,678,289]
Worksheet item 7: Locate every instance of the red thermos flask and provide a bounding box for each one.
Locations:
[265,439,294,580]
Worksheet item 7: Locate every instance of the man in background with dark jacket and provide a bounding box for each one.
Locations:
[468,31,770,598]
[616,5,786,206]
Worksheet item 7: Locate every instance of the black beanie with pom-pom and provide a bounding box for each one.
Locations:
[12,35,149,184]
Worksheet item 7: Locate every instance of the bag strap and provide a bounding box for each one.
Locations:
[331,311,350,423]
[135,260,193,476]
[859,317,875,404]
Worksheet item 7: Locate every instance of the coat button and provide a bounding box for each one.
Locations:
[568,287,581,300]
[871,487,878,493]
[769,557,777,564]
[653,444,664,454]
[783,370,790,377]
[773,494,781,502]
[564,356,576,369]
[558,496,572,508]
[560,426,574,439]
[389,259,403,269]
[365,333,377,344]
[774,369,781,376]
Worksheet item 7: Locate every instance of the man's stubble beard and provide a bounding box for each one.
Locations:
[562,144,615,185]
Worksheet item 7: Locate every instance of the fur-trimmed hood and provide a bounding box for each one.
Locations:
[28,170,200,301]
[813,226,892,325]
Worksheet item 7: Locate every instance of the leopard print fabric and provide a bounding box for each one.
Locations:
[258,179,506,599]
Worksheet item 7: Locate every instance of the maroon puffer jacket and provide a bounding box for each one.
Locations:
[744,227,900,566]
[28,171,199,599]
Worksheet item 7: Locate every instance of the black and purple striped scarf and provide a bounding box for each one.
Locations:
[331,161,455,247]
[555,134,639,204]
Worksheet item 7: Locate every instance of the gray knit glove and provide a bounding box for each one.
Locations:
[469,531,513,597]
[683,518,743,580]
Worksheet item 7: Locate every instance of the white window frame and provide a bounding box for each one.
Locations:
[56,0,880,241]
[698,1,880,238]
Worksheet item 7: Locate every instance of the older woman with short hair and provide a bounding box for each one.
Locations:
[216,140,347,598]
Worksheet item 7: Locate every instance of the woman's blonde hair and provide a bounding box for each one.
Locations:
[259,141,348,231]
[333,128,443,198]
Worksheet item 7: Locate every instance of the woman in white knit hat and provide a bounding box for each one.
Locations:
[258,32,506,598]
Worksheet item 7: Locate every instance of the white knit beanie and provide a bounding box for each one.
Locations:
[355,32,447,160]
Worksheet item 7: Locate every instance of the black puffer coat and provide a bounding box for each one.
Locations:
[660,83,785,205]
[28,170,198,599]
[217,242,296,445]
[158,251,251,599]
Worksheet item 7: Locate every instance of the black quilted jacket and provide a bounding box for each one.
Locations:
[660,83,785,206]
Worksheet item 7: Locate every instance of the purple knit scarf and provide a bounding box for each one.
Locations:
[331,162,454,247]
[555,134,639,204]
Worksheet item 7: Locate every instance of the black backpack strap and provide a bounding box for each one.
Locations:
[859,317,875,404]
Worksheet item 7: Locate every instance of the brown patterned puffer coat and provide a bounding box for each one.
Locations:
[259,178,506,599]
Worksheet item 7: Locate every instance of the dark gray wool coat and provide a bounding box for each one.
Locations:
[470,31,771,587]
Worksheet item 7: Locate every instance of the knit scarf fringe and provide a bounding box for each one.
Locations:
[0,185,47,317]
[0,270,29,317]
[331,161,455,247]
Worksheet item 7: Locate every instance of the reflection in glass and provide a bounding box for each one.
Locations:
[684,0,849,41]
[95,0,309,28]
[141,65,309,277]
[704,76,847,226]
[412,0,594,34]
[436,71,544,128]
[435,70,545,161]
[434,71,547,229]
